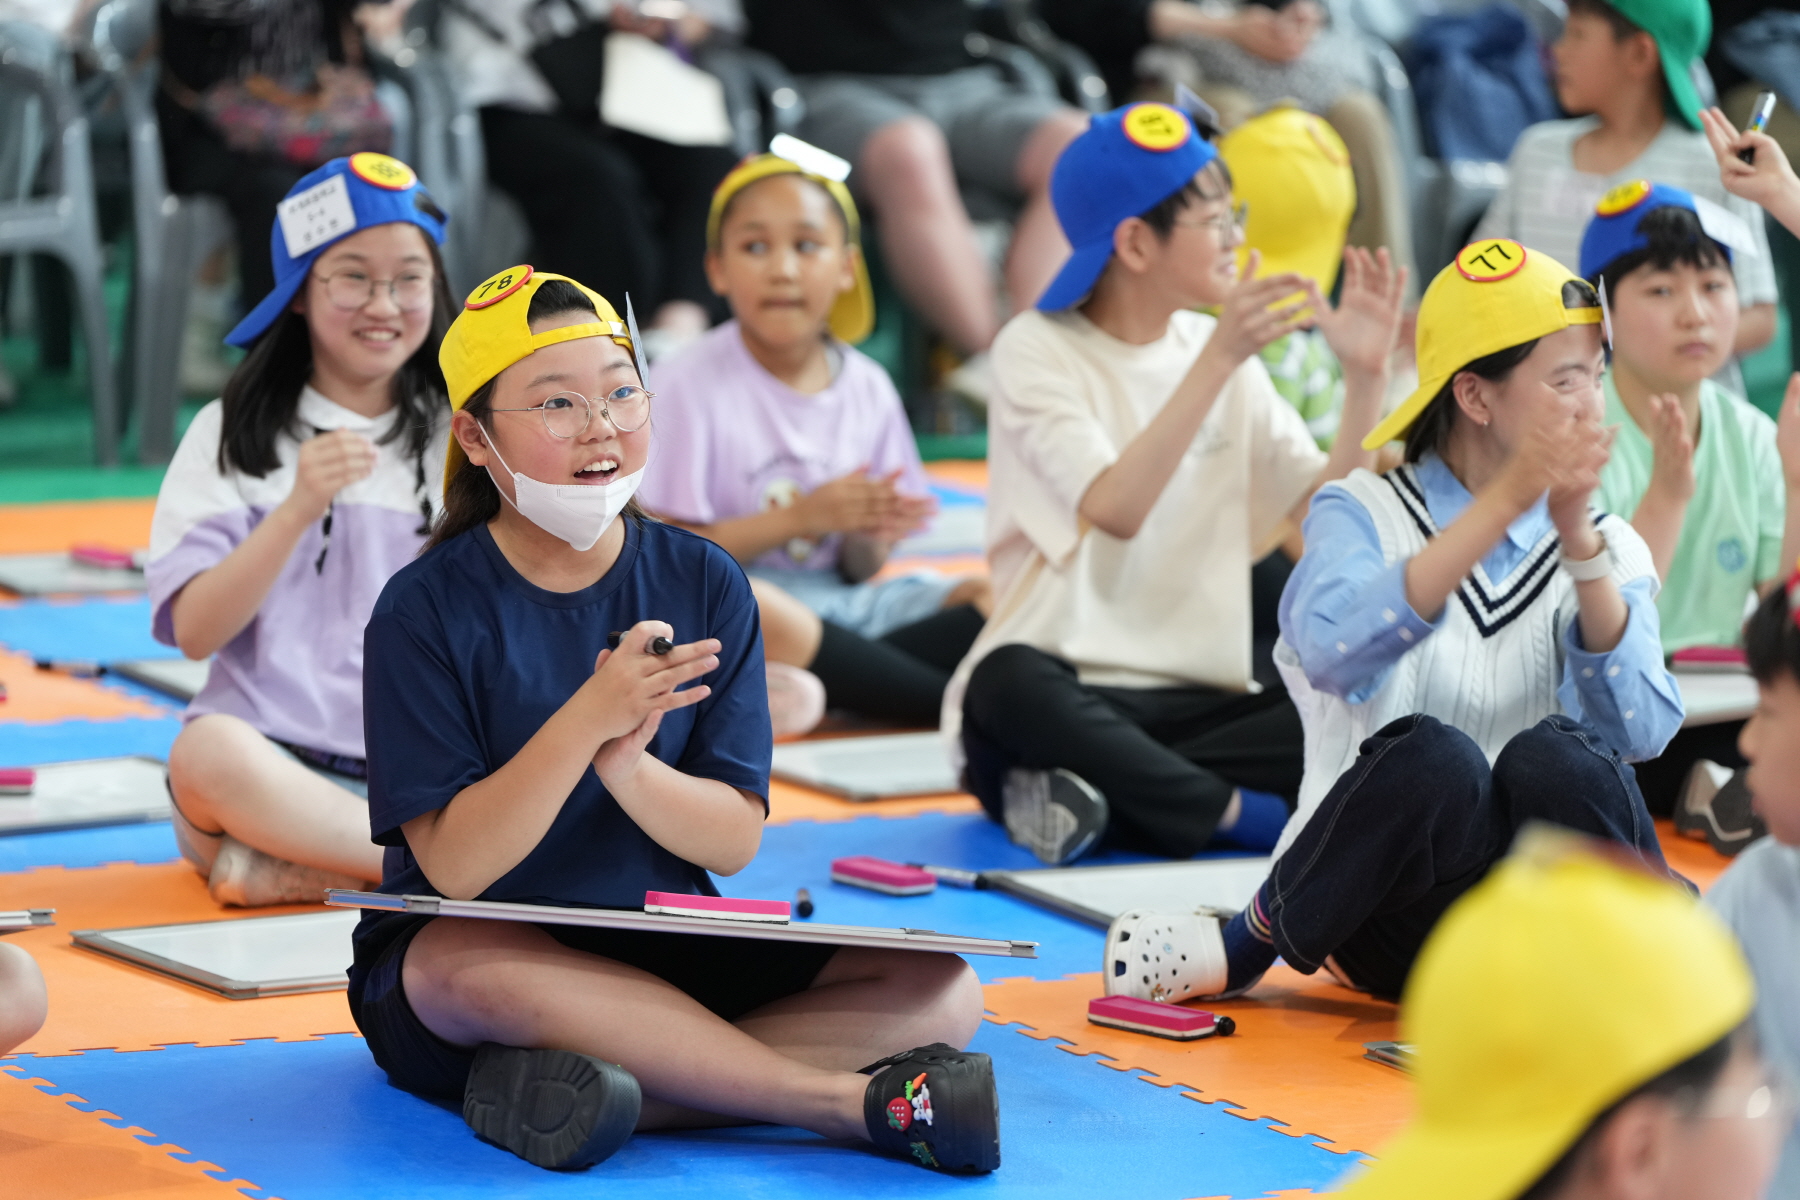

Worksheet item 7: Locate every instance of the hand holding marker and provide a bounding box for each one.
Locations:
[607,630,674,655]
[1741,91,1777,164]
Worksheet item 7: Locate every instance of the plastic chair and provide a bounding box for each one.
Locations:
[0,22,120,464]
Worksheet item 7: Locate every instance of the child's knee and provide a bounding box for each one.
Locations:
[965,643,1059,714]
[168,713,265,792]
[911,953,984,1044]
[0,943,47,1053]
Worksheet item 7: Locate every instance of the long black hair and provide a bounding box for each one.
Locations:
[216,222,455,484]
[426,279,650,551]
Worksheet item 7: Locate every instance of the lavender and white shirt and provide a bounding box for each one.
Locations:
[147,387,447,760]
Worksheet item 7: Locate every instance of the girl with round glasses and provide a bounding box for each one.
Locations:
[147,154,456,908]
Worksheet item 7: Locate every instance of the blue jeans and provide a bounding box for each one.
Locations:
[1264,713,1677,1000]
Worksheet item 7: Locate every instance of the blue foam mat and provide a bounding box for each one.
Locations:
[5,1026,1359,1199]
[0,716,181,767]
[0,596,166,663]
[0,821,177,872]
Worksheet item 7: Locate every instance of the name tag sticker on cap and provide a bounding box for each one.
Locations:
[349,152,416,191]
[466,265,534,310]
[277,174,357,260]
[1596,179,1652,217]
[1456,239,1527,282]
[1692,195,1759,257]
[1123,103,1190,152]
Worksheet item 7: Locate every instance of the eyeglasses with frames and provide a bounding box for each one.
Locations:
[313,269,435,312]
[1682,1072,1799,1123]
[489,387,655,438]
[1173,201,1250,240]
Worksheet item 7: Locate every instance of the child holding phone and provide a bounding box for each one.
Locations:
[348,267,998,1173]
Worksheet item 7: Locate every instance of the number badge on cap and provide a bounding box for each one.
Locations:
[465,265,534,310]
[1456,239,1528,283]
[1595,179,1653,217]
[1122,103,1190,152]
[349,152,416,191]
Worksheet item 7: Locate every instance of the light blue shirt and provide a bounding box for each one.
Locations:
[1279,454,1682,761]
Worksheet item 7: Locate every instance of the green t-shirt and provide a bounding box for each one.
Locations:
[1259,328,1343,449]
[1597,375,1786,652]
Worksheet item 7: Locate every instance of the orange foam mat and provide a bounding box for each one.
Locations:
[0,863,357,1057]
[765,777,980,824]
[0,1067,261,1198]
[1657,818,1731,891]
[923,460,987,492]
[0,649,170,722]
[985,967,1405,1159]
[0,500,156,557]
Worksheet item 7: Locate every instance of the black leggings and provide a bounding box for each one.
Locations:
[480,107,737,317]
[807,604,986,727]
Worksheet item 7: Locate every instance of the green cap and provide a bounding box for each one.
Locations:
[1602,0,1711,129]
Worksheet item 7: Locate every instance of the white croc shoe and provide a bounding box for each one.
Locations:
[1103,909,1229,1002]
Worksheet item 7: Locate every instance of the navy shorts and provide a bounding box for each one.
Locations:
[348,913,841,1101]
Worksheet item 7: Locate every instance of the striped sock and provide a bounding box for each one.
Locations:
[1222,890,1278,993]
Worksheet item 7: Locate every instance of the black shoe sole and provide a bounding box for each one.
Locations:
[463,1045,641,1170]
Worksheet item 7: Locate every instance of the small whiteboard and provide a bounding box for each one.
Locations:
[110,657,211,703]
[73,910,358,999]
[1677,673,1758,727]
[0,756,170,836]
[986,857,1273,927]
[771,732,960,800]
[0,909,54,934]
[0,553,144,596]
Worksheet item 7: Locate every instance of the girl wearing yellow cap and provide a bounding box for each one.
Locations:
[346,267,997,1174]
[1105,240,1686,1008]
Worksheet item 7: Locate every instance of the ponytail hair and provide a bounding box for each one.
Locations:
[424,279,650,552]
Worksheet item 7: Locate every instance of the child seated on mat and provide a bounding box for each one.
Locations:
[1576,180,1799,847]
[0,941,45,1055]
[1335,830,1784,1200]
[349,267,997,1173]
[945,101,1406,865]
[639,146,990,730]
[1103,240,1684,1006]
[149,155,453,908]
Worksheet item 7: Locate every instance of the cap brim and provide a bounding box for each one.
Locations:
[1362,372,1446,451]
[1662,56,1703,129]
[1036,238,1118,311]
[225,268,309,349]
[829,247,877,344]
[1336,1115,1588,1200]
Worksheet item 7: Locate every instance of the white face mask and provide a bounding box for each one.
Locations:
[483,436,643,552]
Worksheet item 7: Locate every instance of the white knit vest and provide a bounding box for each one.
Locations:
[1272,464,1654,859]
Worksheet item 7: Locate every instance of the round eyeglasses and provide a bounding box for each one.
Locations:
[489,387,654,438]
[313,270,435,313]
[1173,201,1249,240]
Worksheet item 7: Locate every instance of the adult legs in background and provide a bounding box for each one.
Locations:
[1627,721,1747,817]
[0,943,46,1054]
[479,108,657,313]
[1322,90,1418,298]
[607,131,739,332]
[167,713,383,900]
[961,644,1303,856]
[1000,110,1086,313]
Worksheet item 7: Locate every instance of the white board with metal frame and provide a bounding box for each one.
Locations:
[109,657,211,703]
[0,553,144,596]
[770,732,960,801]
[1677,672,1758,727]
[0,909,54,934]
[984,857,1273,928]
[327,891,1038,958]
[0,756,170,836]
[71,910,358,999]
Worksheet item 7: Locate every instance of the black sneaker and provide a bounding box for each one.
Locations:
[463,1045,641,1170]
[1002,767,1107,864]
[861,1042,1000,1173]
[1675,762,1768,857]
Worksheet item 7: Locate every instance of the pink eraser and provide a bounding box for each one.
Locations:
[0,768,35,796]
[830,856,937,896]
[1672,646,1747,664]
[1087,995,1234,1041]
[69,544,139,570]
[643,891,790,923]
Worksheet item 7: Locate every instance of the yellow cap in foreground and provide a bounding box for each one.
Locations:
[1361,239,1602,450]
[1338,828,1754,1200]
[438,265,634,488]
[1219,106,1355,291]
[707,152,875,344]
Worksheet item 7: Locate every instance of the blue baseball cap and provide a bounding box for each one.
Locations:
[226,153,448,348]
[1037,103,1220,312]
[1577,179,1733,282]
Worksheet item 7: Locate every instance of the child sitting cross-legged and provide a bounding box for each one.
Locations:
[1102,240,1685,1005]
[946,101,1407,866]
[1576,180,1800,850]
[639,147,990,731]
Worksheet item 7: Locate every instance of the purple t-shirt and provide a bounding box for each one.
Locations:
[639,321,931,573]
[146,387,447,760]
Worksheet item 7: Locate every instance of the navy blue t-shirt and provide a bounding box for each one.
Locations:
[360,516,770,910]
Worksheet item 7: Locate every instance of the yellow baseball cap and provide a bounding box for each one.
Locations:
[438,265,636,488]
[706,150,875,344]
[1219,106,1355,291]
[1337,827,1754,1200]
[1361,239,1603,450]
